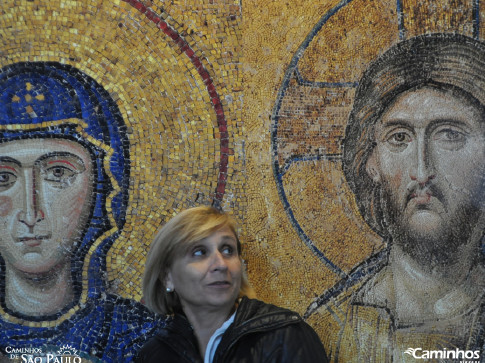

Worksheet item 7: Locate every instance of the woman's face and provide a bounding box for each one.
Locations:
[166,226,242,316]
[0,138,93,275]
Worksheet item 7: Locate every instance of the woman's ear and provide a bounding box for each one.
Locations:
[366,151,381,183]
[164,271,175,291]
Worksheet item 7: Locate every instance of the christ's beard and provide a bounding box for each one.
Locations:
[380,184,482,269]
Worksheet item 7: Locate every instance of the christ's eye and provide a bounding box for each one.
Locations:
[443,130,462,140]
[389,132,411,144]
[383,129,413,152]
[433,127,467,150]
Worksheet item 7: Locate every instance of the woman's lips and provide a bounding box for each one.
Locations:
[208,281,231,288]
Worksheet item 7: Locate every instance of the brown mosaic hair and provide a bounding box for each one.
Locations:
[142,206,255,315]
[342,33,485,238]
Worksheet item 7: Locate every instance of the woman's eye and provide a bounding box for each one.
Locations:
[43,165,78,187]
[192,248,206,257]
[221,245,235,255]
[0,171,17,189]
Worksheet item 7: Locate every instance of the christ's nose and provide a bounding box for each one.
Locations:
[409,136,435,186]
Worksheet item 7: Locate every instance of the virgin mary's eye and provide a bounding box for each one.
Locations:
[43,165,78,188]
[51,166,67,177]
[39,154,86,189]
[0,171,17,190]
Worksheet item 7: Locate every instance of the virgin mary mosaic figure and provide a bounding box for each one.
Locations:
[0,62,162,362]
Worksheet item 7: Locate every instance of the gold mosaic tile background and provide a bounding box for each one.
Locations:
[1,0,244,300]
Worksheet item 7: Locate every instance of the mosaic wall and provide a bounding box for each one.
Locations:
[0,1,244,361]
[1,0,485,362]
[244,0,485,362]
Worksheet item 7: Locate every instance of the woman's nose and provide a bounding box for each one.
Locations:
[18,168,44,227]
[210,251,228,271]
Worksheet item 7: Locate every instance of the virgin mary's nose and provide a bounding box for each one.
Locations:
[17,168,45,228]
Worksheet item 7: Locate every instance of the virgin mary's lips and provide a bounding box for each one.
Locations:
[17,235,49,247]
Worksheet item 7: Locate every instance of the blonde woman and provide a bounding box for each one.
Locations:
[136,206,328,363]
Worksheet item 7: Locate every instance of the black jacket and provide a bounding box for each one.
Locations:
[135,297,328,363]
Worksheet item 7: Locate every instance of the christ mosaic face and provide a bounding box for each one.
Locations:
[367,87,485,260]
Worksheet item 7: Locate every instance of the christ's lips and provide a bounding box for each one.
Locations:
[406,182,444,207]
[409,191,432,204]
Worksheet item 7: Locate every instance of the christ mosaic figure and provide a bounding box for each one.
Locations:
[307,33,485,362]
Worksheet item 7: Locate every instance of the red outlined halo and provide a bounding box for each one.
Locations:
[124,0,228,204]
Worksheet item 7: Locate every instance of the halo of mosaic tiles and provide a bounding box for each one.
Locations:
[0,0,242,324]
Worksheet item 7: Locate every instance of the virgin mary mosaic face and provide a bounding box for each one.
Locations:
[0,139,93,278]
[0,138,94,316]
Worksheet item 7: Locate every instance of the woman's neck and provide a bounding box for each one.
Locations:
[183,304,235,358]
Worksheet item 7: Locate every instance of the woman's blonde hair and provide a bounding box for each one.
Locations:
[142,206,255,315]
